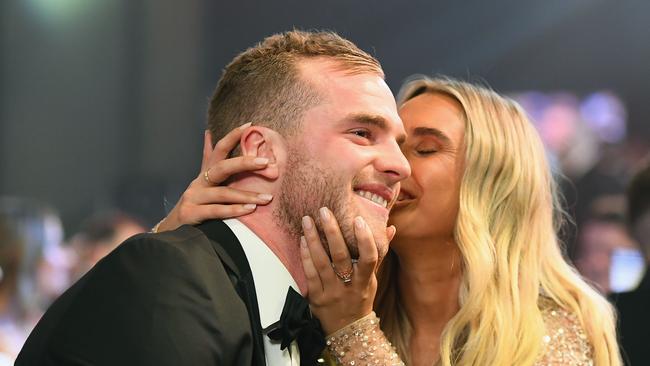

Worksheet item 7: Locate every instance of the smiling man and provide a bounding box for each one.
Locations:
[274,58,409,261]
[17,31,409,366]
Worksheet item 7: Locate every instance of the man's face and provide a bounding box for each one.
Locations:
[276,59,410,258]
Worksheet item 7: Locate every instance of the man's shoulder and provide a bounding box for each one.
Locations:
[110,224,221,269]
[16,222,253,366]
[121,224,210,252]
[64,222,237,305]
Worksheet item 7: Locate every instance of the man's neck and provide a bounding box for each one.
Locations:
[237,212,307,295]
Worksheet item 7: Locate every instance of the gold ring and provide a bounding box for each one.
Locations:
[331,263,353,284]
[203,169,214,184]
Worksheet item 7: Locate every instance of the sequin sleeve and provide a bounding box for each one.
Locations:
[534,301,594,366]
[325,312,405,366]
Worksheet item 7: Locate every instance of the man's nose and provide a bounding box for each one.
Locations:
[376,141,411,183]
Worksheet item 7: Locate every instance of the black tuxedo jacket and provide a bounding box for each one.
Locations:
[611,272,650,365]
[16,220,266,366]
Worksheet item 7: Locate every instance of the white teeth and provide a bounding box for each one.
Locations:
[355,190,388,208]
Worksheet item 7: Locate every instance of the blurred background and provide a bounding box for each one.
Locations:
[1,0,650,362]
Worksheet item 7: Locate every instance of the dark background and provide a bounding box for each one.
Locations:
[2,0,649,235]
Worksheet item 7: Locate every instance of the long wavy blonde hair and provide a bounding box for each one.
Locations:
[375,76,621,365]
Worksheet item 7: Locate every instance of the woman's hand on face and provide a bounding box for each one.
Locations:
[156,123,273,232]
[299,207,395,335]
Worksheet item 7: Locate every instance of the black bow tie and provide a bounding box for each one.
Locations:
[267,287,325,364]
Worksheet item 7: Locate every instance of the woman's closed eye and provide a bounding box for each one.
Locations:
[415,145,438,155]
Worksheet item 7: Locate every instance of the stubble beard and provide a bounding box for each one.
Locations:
[275,146,389,259]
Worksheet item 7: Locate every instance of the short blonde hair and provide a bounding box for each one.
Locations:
[207,30,383,145]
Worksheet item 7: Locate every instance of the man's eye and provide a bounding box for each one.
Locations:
[416,149,437,155]
[350,130,371,139]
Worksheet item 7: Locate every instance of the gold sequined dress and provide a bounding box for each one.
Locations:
[325,300,593,366]
[534,298,593,366]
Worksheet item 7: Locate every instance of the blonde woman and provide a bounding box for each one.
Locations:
[158,77,620,365]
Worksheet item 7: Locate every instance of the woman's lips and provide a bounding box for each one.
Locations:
[396,189,414,202]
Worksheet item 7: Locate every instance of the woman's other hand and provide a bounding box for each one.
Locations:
[156,123,273,232]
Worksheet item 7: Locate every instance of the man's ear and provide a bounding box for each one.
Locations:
[239,127,283,180]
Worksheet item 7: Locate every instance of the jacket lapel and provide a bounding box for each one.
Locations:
[196,220,267,366]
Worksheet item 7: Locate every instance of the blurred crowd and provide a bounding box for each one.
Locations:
[0,201,146,363]
[1,92,649,364]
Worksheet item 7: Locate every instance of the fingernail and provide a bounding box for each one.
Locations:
[319,207,330,221]
[355,216,365,229]
[239,122,252,130]
[302,216,312,230]
[254,157,269,165]
[243,204,256,210]
[257,193,273,201]
[300,236,307,248]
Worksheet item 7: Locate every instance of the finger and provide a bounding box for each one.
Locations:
[192,187,273,206]
[207,122,252,168]
[318,207,352,279]
[300,236,323,299]
[379,225,394,263]
[204,156,269,186]
[186,203,258,222]
[302,215,337,285]
[387,225,396,242]
[200,130,213,172]
[353,216,379,281]
[377,225,395,262]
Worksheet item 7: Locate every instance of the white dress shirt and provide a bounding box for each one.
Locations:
[223,219,301,366]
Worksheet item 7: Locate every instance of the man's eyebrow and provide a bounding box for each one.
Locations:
[346,113,407,145]
[348,113,387,128]
[411,127,452,145]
